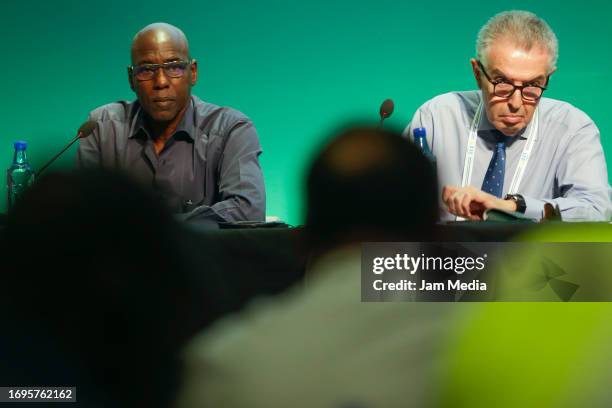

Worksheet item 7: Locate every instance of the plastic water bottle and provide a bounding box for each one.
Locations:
[7,141,35,209]
[413,127,436,165]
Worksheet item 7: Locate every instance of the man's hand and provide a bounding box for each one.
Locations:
[442,185,517,220]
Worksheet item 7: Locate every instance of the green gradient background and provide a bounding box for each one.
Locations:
[1,1,611,224]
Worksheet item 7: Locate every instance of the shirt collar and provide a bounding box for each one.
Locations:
[129,97,196,141]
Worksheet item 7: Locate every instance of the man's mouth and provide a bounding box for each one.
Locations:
[152,97,175,108]
[500,115,523,125]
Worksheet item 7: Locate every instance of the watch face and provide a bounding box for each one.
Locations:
[505,194,526,213]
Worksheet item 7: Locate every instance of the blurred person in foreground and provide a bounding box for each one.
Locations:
[176,127,465,408]
[76,22,265,223]
[406,10,611,222]
[0,170,209,408]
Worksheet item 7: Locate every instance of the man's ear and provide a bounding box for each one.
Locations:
[127,67,135,92]
[190,59,198,86]
[544,65,557,87]
[470,58,481,88]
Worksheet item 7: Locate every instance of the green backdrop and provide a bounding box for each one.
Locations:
[2,0,611,224]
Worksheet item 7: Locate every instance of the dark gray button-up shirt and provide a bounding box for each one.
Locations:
[76,95,265,222]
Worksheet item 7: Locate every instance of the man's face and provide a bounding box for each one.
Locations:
[471,38,554,136]
[129,31,197,124]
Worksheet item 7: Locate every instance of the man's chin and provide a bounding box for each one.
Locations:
[496,123,525,137]
[148,110,178,123]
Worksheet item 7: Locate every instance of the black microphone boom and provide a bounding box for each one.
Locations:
[37,120,96,176]
[378,99,394,128]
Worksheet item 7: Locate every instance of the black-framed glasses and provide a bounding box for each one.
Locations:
[477,60,548,102]
[128,60,192,81]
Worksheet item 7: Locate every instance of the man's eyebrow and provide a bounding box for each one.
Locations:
[135,59,155,65]
[134,57,183,65]
[490,68,546,84]
[489,68,506,78]
[526,75,547,84]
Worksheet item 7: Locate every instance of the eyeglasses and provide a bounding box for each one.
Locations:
[477,60,548,102]
[128,60,192,81]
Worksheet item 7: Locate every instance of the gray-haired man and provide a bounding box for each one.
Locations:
[406,10,612,222]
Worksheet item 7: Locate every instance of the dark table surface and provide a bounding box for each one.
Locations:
[0,215,538,327]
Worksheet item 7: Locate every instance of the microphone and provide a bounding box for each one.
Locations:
[378,99,394,128]
[37,120,96,176]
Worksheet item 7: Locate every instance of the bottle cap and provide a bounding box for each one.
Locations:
[14,141,28,150]
[413,127,426,138]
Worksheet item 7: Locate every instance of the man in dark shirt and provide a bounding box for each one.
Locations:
[77,22,265,223]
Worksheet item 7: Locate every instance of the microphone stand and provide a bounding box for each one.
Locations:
[37,134,81,176]
[36,121,96,176]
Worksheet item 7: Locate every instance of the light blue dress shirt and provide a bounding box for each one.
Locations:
[405,90,612,222]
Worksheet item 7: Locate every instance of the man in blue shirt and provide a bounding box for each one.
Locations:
[406,11,611,222]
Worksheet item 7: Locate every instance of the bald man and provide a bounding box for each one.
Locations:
[77,23,265,223]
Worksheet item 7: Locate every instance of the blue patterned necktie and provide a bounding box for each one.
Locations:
[481,135,508,198]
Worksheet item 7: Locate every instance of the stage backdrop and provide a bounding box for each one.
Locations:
[1,0,610,224]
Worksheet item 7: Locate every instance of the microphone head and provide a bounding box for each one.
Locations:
[77,120,97,138]
[379,99,394,119]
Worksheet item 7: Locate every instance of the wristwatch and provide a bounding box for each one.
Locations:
[504,194,527,214]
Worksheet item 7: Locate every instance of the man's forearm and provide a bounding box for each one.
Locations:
[180,195,265,223]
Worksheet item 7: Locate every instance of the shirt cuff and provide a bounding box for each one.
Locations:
[523,195,546,221]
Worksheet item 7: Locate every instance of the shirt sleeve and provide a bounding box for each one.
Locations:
[523,120,612,221]
[181,120,266,223]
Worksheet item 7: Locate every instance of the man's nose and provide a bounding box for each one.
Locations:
[153,67,170,89]
[508,88,523,111]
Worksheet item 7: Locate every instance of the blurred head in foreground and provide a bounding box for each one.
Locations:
[175,127,448,408]
[1,170,205,408]
[305,126,437,253]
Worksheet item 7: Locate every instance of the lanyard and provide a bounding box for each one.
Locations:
[460,99,539,195]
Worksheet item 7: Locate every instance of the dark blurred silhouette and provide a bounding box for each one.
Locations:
[0,170,209,408]
[305,125,438,254]
[176,126,446,408]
